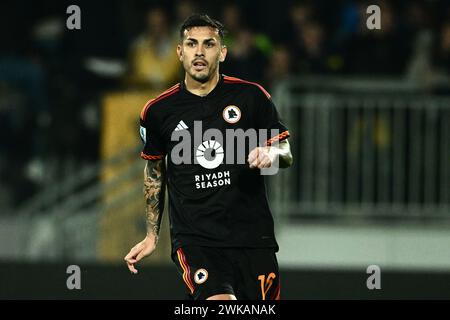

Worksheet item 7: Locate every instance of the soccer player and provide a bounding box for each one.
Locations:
[124,14,292,300]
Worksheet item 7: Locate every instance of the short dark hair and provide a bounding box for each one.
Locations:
[179,14,226,42]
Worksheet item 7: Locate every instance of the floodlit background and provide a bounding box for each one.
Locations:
[1,0,450,299]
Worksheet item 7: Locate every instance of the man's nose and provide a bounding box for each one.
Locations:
[195,45,205,57]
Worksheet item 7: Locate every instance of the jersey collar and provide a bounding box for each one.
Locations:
[181,74,224,99]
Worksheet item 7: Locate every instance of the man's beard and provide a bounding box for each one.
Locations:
[191,73,209,83]
[188,63,217,83]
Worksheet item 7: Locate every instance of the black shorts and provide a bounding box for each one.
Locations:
[172,246,280,300]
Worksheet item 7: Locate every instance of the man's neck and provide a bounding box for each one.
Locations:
[184,73,220,97]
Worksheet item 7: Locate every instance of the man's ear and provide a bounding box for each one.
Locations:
[219,45,227,62]
[177,45,183,61]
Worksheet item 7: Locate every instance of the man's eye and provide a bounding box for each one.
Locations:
[206,43,214,48]
[187,42,195,47]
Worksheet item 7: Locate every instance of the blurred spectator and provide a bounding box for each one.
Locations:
[125,6,180,90]
[429,22,450,92]
[264,45,293,89]
[221,2,241,48]
[290,1,314,29]
[0,57,50,156]
[432,22,450,76]
[0,57,48,206]
[173,0,198,36]
[293,20,332,74]
[405,1,435,84]
[0,1,53,207]
[285,1,340,74]
[222,29,268,83]
[220,2,269,83]
[405,1,450,90]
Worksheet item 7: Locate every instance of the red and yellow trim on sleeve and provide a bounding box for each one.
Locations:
[223,75,271,99]
[265,130,290,146]
[140,83,181,121]
[140,152,164,160]
[140,99,155,121]
[176,248,195,294]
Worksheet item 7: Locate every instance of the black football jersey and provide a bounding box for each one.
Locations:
[139,75,290,252]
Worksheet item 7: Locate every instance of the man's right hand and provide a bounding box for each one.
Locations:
[124,235,157,274]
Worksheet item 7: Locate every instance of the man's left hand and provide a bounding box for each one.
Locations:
[248,146,277,169]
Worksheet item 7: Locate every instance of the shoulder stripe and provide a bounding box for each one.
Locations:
[223,76,271,99]
[140,83,180,120]
[140,99,155,120]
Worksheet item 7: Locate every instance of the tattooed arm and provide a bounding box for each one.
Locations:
[143,159,166,241]
[124,159,166,274]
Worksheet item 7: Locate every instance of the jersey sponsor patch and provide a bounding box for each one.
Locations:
[196,140,224,169]
[195,170,231,189]
[194,268,208,284]
[223,105,241,124]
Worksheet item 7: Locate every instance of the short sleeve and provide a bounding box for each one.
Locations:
[254,87,290,146]
[139,103,165,160]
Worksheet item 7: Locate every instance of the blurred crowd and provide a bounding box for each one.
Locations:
[1,0,450,210]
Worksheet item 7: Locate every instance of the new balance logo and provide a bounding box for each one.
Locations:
[174,120,189,131]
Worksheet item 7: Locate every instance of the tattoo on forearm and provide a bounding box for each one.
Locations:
[143,160,166,241]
